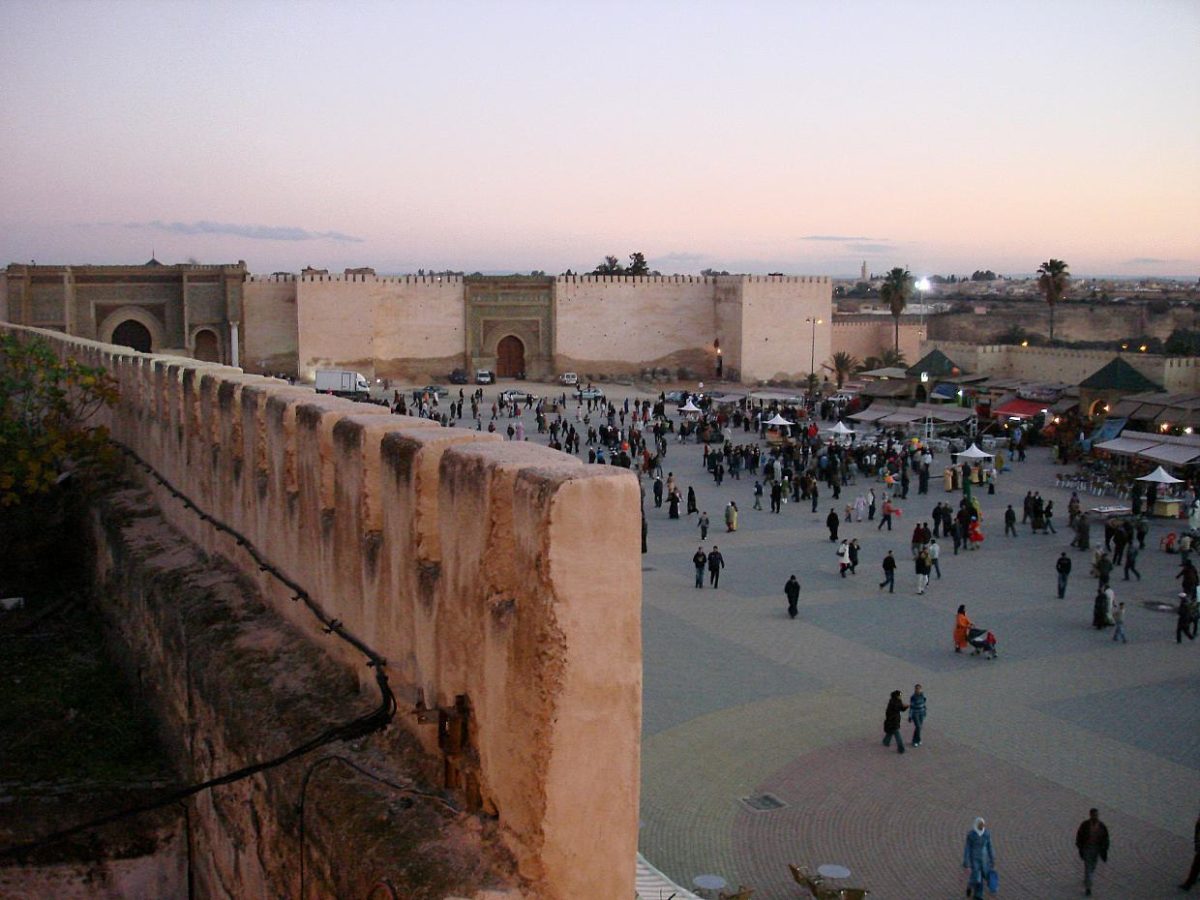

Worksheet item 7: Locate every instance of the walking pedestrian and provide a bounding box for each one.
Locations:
[1123,544,1141,580]
[868,487,877,521]
[908,684,926,747]
[1004,504,1018,537]
[753,480,763,510]
[707,545,724,588]
[915,548,931,594]
[784,575,800,619]
[692,546,706,589]
[954,604,973,653]
[686,485,698,515]
[837,539,851,577]
[724,501,738,532]
[1056,552,1072,598]
[879,551,896,593]
[1111,601,1128,643]
[826,508,840,541]
[1075,808,1110,896]
[698,511,710,541]
[881,689,908,754]
[770,480,783,514]
[1178,593,1199,644]
[962,817,996,900]
[929,539,941,579]
[848,538,861,574]
[878,498,896,531]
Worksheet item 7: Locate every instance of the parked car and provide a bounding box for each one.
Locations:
[576,386,605,401]
[559,371,579,386]
[499,389,536,404]
[475,369,495,384]
[664,389,703,404]
[448,368,469,385]
[415,384,449,398]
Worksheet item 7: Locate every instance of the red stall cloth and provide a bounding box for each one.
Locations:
[993,398,1047,420]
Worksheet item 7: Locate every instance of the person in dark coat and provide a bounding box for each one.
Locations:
[881,689,908,753]
[692,546,706,589]
[707,546,725,589]
[784,575,800,619]
[1075,808,1110,896]
[826,508,840,541]
[653,476,664,508]
[686,485,697,515]
[1056,552,1072,598]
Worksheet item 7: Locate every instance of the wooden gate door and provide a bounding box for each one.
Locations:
[497,335,525,377]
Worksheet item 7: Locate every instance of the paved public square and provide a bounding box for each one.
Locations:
[398,384,1199,899]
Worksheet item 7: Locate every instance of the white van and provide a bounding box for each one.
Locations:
[559,372,579,386]
[475,369,495,384]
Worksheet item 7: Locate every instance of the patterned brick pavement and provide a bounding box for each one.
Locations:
[635,438,1200,899]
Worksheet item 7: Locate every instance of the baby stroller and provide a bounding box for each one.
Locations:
[967,627,998,659]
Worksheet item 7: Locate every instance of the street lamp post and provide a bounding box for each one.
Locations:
[805,316,822,403]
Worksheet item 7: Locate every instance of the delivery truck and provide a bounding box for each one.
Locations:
[314,369,370,398]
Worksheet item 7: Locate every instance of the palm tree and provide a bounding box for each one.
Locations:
[880,266,914,353]
[1037,259,1070,343]
[828,351,861,388]
[879,348,907,368]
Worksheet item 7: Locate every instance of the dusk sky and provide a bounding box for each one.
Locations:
[1,0,1196,278]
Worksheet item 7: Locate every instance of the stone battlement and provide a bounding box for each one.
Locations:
[1,324,642,900]
[296,273,465,285]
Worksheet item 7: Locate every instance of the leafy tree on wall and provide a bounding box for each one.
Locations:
[880,266,914,353]
[0,334,118,508]
[1036,258,1070,343]
[590,251,653,276]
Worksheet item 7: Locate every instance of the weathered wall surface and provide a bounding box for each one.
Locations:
[832,317,925,365]
[926,302,1194,345]
[295,275,465,381]
[0,829,186,900]
[553,275,717,376]
[242,275,299,374]
[2,324,642,900]
[738,277,831,382]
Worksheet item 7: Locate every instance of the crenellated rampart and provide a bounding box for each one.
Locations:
[1,324,642,900]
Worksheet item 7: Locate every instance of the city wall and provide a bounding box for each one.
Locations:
[926,301,1196,345]
[553,275,720,378]
[293,274,465,381]
[831,317,925,365]
[2,324,643,900]
[925,340,1200,392]
[740,277,831,382]
[240,273,835,383]
[243,274,298,374]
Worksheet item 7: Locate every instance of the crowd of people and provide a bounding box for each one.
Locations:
[390,381,1198,894]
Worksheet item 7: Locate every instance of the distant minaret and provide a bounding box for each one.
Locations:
[861,260,868,282]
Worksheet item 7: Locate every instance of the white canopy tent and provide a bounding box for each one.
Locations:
[954,444,993,459]
[765,413,793,427]
[826,421,856,435]
[679,399,701,413]
[1136,466,1184,484]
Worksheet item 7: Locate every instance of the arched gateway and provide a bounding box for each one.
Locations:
[497,335,526,377]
